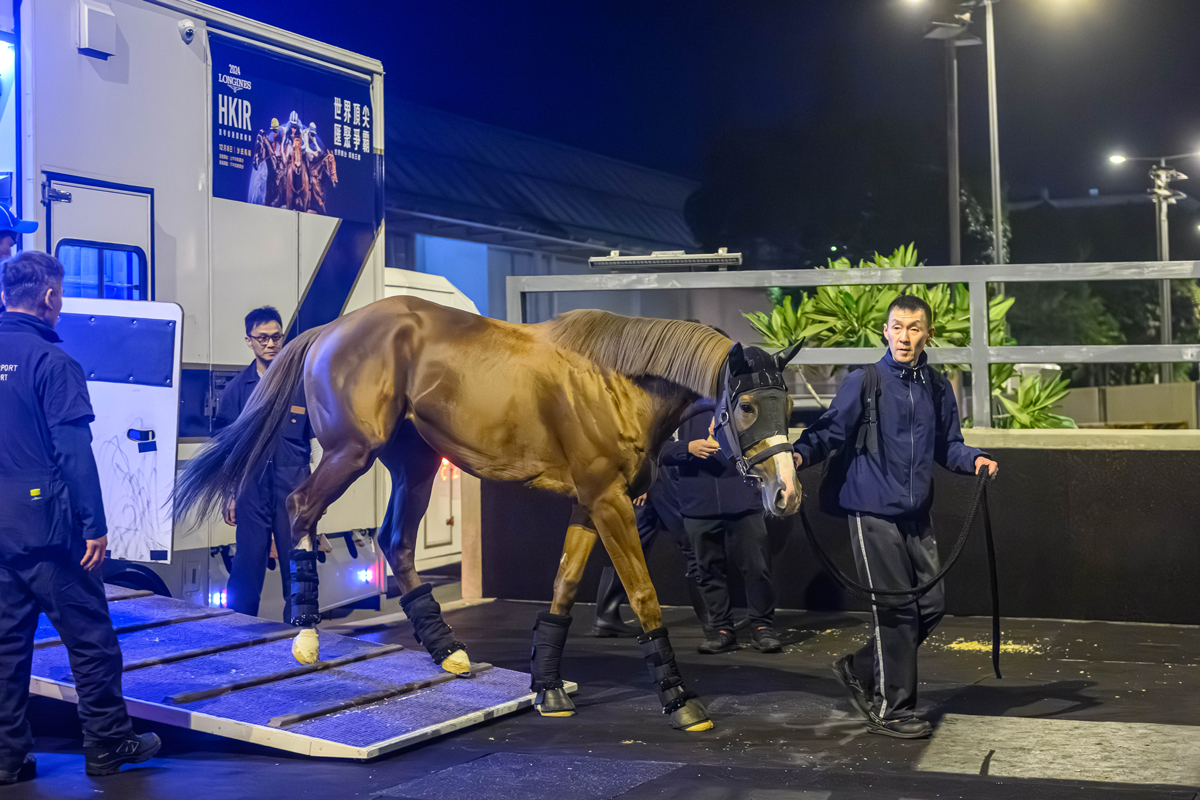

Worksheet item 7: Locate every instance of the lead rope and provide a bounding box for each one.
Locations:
[797,469,1002,679]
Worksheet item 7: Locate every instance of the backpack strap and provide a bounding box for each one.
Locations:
[853,363,881,457]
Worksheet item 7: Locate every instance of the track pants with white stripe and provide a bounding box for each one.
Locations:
[845,512,945,720]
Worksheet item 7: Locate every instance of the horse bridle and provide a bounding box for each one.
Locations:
[714,360,794,483]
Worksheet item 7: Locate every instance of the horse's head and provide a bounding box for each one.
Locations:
[714,340,803,516]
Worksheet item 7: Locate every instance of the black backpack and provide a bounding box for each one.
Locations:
[817,363,881,514]
[815,363,949,514]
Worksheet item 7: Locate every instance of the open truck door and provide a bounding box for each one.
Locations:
[56,299,183,573]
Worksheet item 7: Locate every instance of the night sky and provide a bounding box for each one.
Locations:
[213,0,1200,198]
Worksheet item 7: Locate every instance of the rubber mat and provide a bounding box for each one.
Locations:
[374,753,682,800]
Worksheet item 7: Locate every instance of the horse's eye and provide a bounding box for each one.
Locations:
[740,403,754,413]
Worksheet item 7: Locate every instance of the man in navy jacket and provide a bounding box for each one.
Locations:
[663,413,781,654]
[794,294,998,739]
[0,252,160,783]
[215,307,313,621]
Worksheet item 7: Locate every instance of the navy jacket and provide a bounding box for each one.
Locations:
[215,362,313,472]
[660,414,760,519]
[795,351,985,518]
[0,312,107,557]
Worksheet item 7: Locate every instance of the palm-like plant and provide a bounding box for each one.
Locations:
[993,374,1077,429]
[743,244,1074,429]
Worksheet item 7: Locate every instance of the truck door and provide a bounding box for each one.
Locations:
[43,174,153,299]
[56,298,183,565]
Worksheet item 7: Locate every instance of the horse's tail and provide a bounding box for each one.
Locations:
[172,325,325,525]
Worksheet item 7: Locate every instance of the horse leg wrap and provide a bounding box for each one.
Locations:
[638,627,713,731]
[289,544,321,664]
[530,611,575,716]
[399,584,470,674]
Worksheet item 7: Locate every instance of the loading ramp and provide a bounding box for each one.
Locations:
[29,585,570,759]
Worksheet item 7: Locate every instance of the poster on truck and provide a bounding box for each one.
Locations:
[210,35,375,224]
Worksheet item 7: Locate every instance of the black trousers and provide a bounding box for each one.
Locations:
[0,550,134,767]
[845,511,945,720]
[228,462,304,621]
[684,511,775,631]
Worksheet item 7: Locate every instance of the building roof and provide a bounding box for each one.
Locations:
[385,99,700,257]
[1010,188,1200,213]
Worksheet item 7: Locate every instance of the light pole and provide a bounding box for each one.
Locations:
[1109,151,1196,383]
[924,19,980,266]
[922,1,1002,266]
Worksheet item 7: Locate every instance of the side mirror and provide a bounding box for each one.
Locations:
[774,340,804,370]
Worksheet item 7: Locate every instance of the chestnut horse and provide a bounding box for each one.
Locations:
[174,297,802,732]
[308,151,338,215]
[282,136,310,212]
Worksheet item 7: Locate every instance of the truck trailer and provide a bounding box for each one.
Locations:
[1,0,476,619]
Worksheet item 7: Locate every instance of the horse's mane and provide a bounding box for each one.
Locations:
[546,310,732,397]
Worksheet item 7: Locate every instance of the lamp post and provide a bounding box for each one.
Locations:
[922,1,1002,266]
[1109,151,1196,382]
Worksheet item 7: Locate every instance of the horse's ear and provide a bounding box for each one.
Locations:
[774,339,804,371]
[726,342,749,376]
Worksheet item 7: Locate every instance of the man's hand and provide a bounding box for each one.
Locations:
[222,497,237,527]
[633,494,647,507]
[688,438,720,459]
[81,536,107,572]
[793,452,803,470]
[975,456,999,478]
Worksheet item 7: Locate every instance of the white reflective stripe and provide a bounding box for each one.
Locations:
[856,512,887,719]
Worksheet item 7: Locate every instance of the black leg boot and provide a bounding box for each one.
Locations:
[591,567,641,637]
[638,627,713,731]
[399,584,471,674]
[530,611,576,716]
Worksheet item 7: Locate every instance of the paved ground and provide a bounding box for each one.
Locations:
[8,597,1200,799]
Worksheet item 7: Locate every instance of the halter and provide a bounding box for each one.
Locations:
[714,350,794,482]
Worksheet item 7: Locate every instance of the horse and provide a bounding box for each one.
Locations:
[308,151,338,215]
[254,133,283,208]
[173,297,802,732]
[282,136,310,212]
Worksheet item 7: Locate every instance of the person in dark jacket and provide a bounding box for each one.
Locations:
[0,252,160,784]
[662,413,781,654]
[591,456,710,636]
[216,306,314,621]
[794,294,998,740]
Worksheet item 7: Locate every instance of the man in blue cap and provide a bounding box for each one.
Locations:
[0,251,161,784]
[0,203,38,315]
[0,203,37,263]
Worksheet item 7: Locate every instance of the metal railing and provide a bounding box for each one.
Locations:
[506,261,1200,427]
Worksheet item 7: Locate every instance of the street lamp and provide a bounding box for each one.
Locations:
[922,1,1003,266]
[1109,150,1199,382]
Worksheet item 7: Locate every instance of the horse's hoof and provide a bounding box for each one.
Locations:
[535,687,576,717]
[292,628,319,665]
[440,649,471,675]
[669,698,713,732]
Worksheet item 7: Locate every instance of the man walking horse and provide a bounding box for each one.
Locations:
[174,297,803,732]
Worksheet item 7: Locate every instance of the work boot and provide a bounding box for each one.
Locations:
[591,567,640,637]
[697,627,737,654]
[0,754,35,785]
[85,733,162,776]
[866,713,933,740]
[751,626,782,653]
[831,654,872,719]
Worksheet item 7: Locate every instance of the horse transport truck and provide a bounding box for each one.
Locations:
[1,0,477,618]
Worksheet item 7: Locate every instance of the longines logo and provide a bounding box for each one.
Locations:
[219,64,252,93]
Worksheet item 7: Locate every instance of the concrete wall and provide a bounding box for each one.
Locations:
[482,444,1200,625]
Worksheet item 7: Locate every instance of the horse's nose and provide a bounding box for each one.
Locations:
[774,485,793,512]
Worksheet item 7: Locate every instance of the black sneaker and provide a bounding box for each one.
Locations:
[866,713,933,739]
[0,754,35,785]
[751,626,782,653]
[697,628,738,654]
[85,733,162,776]
[831,654,872,719]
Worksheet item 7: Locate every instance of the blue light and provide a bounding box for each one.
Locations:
[210,590,228,607]
[357,568,375,583]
